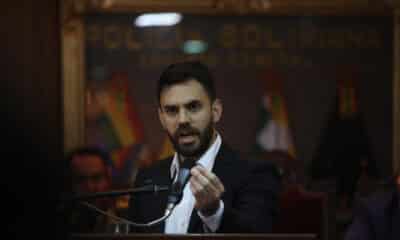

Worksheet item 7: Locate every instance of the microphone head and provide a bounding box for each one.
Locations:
[177,159,196,190]
[167,160,196,206]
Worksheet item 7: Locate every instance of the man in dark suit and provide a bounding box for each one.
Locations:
[344,169,400,240]
[128,61,280,233]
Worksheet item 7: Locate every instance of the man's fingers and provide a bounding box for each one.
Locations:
[192,166,225,193]
[193,165,212,178]
[191,167,210,186]
[190,170,218,196]
[189,177,208,200]
[210,174,225,193]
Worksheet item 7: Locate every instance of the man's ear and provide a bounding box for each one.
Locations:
[158,107,166,130]
[212,98,223,123]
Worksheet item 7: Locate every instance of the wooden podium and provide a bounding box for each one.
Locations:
[70,233,318,240]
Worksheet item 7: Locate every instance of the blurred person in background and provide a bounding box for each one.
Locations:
[344,168,400,240]
[65,147,117,233]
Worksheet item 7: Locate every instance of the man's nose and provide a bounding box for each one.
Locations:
[177,109,190,123]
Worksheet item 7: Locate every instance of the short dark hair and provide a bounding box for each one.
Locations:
[66,146,113,171]
[62,146,112,192]
[157,61,216,104]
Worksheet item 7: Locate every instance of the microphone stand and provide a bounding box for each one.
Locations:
[70,184,169,201]
[80,200,171,228]
[63,184,172,228]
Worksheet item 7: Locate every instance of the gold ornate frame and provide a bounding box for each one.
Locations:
[61,0,400,173]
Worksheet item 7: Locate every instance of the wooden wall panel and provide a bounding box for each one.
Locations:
[394,8,400,174]
[2,1,62,163]
[1,1,64,237]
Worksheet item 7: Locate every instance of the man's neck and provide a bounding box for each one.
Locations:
[179,155,196,165]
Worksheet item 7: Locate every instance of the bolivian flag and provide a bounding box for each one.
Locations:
[96,72,145,181]
[255,69,296,158]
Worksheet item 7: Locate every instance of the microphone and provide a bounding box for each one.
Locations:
[164,159,196,215]
[58,184,169,213]
[69,184,169,202]
[58,184,173,228]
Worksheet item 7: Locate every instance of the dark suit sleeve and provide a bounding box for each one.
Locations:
[217,160,281,233]
[127,170,146,233]
[344,200,373,240]
[127,159,172,233]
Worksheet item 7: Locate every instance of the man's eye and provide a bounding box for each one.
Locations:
[187,102,201,112]
[164,107,178,115]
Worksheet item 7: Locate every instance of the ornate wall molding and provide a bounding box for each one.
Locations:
[387,0,400,8]
[394,8,400,173]
[64,0,392,15]
[61,0,86,152]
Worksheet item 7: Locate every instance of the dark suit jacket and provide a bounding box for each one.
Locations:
[128,144,281,233]
[344,189,400,240]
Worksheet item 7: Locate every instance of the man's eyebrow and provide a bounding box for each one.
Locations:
[184,100,201,107]
[163,104,177,108]
[162,99,200,108]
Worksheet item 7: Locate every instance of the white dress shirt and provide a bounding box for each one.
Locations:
[164,134,224,234]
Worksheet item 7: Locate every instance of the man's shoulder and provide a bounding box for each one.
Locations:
[216,144,251,170]
[217,144,280,177]
[358,190,397,216]
[364,190,395,205]
[144,157,173,171]
[135,157,173,183]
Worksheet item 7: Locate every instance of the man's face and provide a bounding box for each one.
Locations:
[71,154,111,194]
[158,79,222,158]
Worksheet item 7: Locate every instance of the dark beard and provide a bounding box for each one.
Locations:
[169,121,214,158]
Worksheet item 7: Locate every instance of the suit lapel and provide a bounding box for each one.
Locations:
[212,144,235,188]
[390,208,400,240]
[388,192,400,240]
[381,190,399,240]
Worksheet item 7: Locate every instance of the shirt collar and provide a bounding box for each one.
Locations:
[170,133,222,180]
